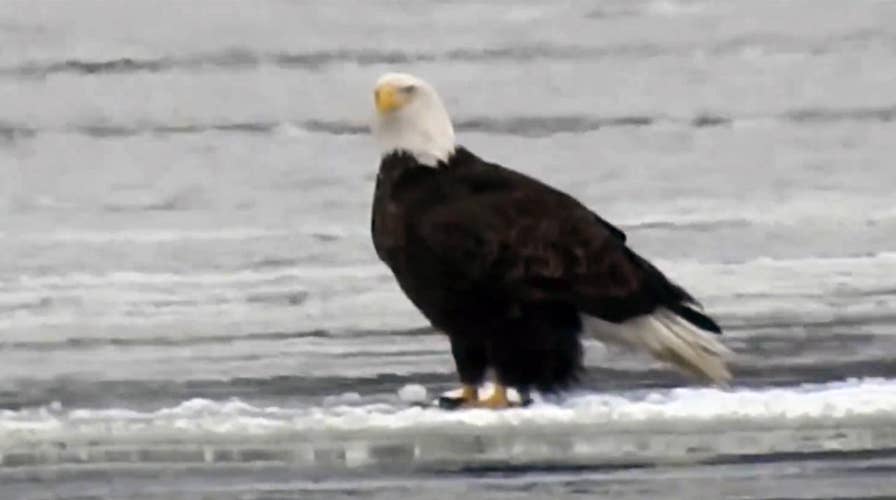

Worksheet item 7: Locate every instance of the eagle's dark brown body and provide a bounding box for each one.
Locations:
[371,147,721,392]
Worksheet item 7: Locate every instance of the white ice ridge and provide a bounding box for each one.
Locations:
[16,228,289,243]
[11,264,389,288]
[8,225,371,244]
[1,378,894,448]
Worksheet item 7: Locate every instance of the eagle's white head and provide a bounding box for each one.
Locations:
[370,72,456,166]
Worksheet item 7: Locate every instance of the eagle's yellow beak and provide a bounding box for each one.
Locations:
[374,84,407,114]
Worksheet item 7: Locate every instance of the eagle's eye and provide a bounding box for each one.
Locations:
[401,84,416,93]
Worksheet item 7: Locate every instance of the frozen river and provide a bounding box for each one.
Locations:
[2,0,896,498]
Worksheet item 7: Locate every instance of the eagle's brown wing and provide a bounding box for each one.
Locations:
[416,186,671,323]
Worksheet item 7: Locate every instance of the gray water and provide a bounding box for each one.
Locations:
[2,1,896,498]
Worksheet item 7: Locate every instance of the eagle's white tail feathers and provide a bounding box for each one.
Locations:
[582,308,732,385]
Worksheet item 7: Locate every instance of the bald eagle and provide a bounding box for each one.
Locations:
[370,73,731,409]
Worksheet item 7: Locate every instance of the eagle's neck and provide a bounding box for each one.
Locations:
[373,101,456,167]
[377,137,455,167]
[381,148,477,173]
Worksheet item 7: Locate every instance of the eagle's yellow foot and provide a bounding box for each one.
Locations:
[458,385,478,405]
[437,384,522,410]
[468,384,513,410]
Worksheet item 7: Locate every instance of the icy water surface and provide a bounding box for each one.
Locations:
[2,0,896,498]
